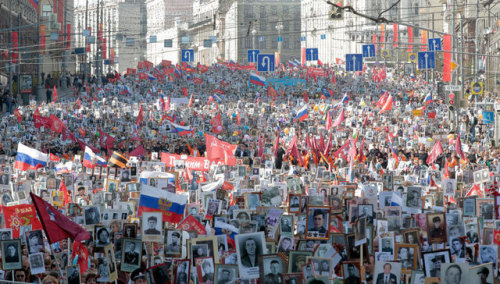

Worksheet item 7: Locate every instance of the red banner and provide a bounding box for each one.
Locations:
[372,34,377,55]
[40,25,46,54]
[420,30,428,51]
[380,24,385,44]
[34,114,51,129]
[66,24,71,50]
[205,135,237,166]
[393,24,398,47]
[49,114,64,133]
[102,38,107,60]
[443,34,452,82]
[3,204,42,238]
[161,153,216,172]
[176,215,206,235]
[407,27,413,52]
[11,32,18,64]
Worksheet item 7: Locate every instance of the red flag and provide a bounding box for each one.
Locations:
[358,138,365,162]
[362,115,368,127]
[129,145,146,157]
[379,95,393,114]
[258,135,264,158]
[494,229,500,246]
[193,77,203,85]
[166,96,171,111]
[78,127,86,137]
[393,23,398,47]
[181,87,189,97]
[188,94,194,107]
[325,110,332,130]
[49,114,64,133]
[407,27,413,52]
[443,34,452,82]
[303,91,309,103]
[53,86,58,102]
[331,73,336,84]
[318,59,323,66]
[267,85,278,100]
[286,135,304,166]
[273,129,280,156]
[3,204,43,238]
[30,193,90,244]
[426,140,443,165]
[60,180,71,206]
[332,109,345,128]
[49,153,60,162]
[205,134,237,166]
[236,113,241,125]
[466,184,483,197]
[136,105,144,125]
[14,108,22,123]
[71,241,89,275]
[456,135,465,160]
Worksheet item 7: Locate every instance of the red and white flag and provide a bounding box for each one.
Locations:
[205,134,237,166]
[426,140,443,165]
[332,108,345,128]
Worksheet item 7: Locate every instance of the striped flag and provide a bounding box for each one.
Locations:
[108,151,128,168]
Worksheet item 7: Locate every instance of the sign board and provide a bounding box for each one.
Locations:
[247,50,260,63]
[164,39,173,48]
[471,82,484,95]
[362,45,375,58]
[428,38,441,51]
[20,75,32,94]
[181,49,194,62]
[150,36,157,43]
[417,51,435,70]
[345,54,363,72]
[408,53,417,63]
[412,109,423,116]
[444,85,461,92]
[483,111,494,124]
[257,54,275,72]
[203,39,212,48]
[305,48,318,61]
[381,50,389,58]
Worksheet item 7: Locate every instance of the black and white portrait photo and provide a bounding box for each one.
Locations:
[440,263,468,284]
[277,236,294,253]
[206,198,221,216]
[235,232,266,279]
[121,239,142,272]
[215,265,237,284]
[405,187,422,210]
[67,265,81,284]
[467,264,494,284]
[1,240,21,270]
[260,255,284,283]
[306,207,330,239]
[84,206,101,226]
[443,179,456,196]
[374,261,401,284]
[26,230,44,254]
[0,229,12,241]
[0,174,9,185]
[175,260,190,284]
[479,245,497,265]
[141,212,163,242]
[123,223,137,238]
[95,227,111,247]
[164,230,181,255]
[422,250,451,277]
[121,169,131,182]
[28,252,45,274]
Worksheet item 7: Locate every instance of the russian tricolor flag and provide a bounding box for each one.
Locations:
[423,93,432,105]
[295,104,308,122]
[250,73,266,86]
[83,146,107,169]
[168,121,193,136]
[147,73,156,81]
[15,143,48,171]
[138,185,187,223]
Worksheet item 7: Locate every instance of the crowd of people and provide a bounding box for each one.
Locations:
[0,57,498,284]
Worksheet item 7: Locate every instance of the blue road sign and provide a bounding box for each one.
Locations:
[417,51,435,69]
[181,49,194,62]
[257,54,275,72]
[300,36,306,41]
[320,34,326,39]
[362,44,376,58]
[483,111,494,124]
[247,49,260,63]
[345,54,363,71]
[428,38,441,51]
[277,36,283,42]
[258,36,264,42]
[305,48,319,61]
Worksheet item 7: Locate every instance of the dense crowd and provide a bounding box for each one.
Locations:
[0,58,498,284]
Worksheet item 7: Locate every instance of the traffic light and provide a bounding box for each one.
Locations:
[329,1,344,20]
[448,93,455,111]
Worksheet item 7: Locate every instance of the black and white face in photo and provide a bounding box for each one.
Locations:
[27,231,43,254]
[85,207,100,225]
[0,174,9,185]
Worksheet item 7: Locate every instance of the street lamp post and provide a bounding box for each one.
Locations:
[251,28,256,50]
[276,22,283,59]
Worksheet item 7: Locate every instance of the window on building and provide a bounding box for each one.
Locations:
[245,36,252,49]
[293,37,301,49]
[271,36,277,49]
[283,21,290,32]
[244,5,253,18]
[259,37,266,49]
[271,5,277,16]
[283,36,289,49]
[260,18,267,31]
[414,3,419,15]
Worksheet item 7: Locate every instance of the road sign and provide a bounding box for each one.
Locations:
[300,36,306,41]
[381,50,389,58]
[181,49,194,62]
[258,36,264,42]
[417,51,435,70]
[471,82,484,95]
[305,48,319,61]
[247,50,260,63]
[257,54,275,72]
[445,85,462,92]
[320,34,326,39]
[483,111,494,124]
[345,54,363,72]
[277,36,283,42]
[362,44,375,58]
[408,53,417,63]
[428,38,441,51]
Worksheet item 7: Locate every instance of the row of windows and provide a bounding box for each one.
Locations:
[240,35,301,50]
[244,5,300,19]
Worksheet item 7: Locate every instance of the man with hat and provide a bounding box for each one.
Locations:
[130,269,147,284]
[477,266,491,284]
[166,231,181,253]
[430,255,445,277]
[429,216,444,239]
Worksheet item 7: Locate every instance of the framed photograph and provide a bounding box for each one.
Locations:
[106,179,119,192]
[476,198,494,220]
[422,249,451,277]
[95,226,111,247]
[206,198,221,217]
[465,220,479,244]
[394,244,418,272]
[405,186,422,210]
[277,236,294,253]
[479,245,497,265]
[67,265,81,284]
[235,232,266,279]
[306,206,330,240]
[246,193,260,210]
[214,264,238,284]
[410,270,425,284]
[382,174,393,190]
[0,229,12,241]
[280,215,293,236]
[162,230,181,257]
[440,263,468,284]
[84,206,101,226]
[289,194,301,213]
[123,223,137,238]
[379,234,395,256]
[26,230,44,254]
[148,263,170,284]
[443,179,456,196]
[308,257,332,277]
[174,259,190,284]
[342,261,361,284]
[463,197,476,217]
[121,238,142,272]
[283,273,303,284]
[192,236,219,264]
[467,264,494,284]
[141,212,163,242]
[426,212,446,244]
[288,251,313,273]
[28,252,45,275]
[1,239,21,270]
[374,262,401,284]
[259,254,285,282]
